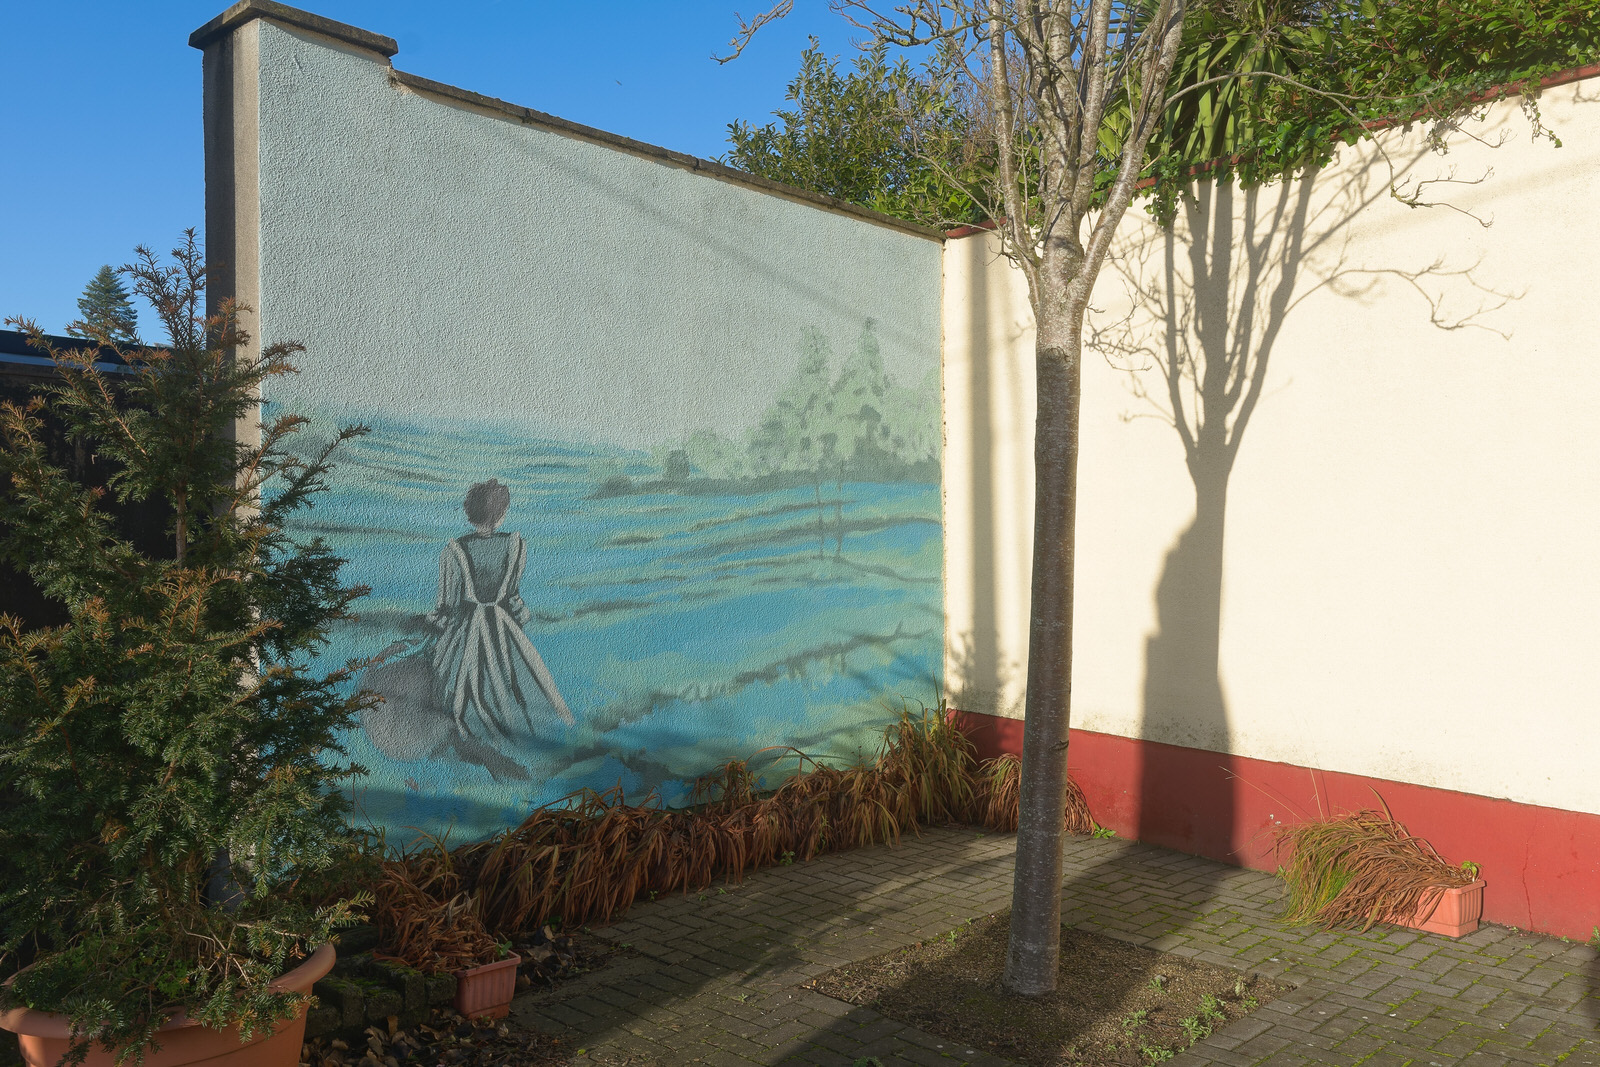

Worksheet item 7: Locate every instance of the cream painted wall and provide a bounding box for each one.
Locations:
[944,74,1600,815]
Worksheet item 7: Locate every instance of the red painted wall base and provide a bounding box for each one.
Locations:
[949,710,1600,942]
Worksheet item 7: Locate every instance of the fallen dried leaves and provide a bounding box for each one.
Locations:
[299,1010,568,1067]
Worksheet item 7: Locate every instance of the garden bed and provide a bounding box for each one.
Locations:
[299,927,618,1067]
[810,912,1294,1066]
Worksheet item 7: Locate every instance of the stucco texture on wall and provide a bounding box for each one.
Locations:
[944,75,1600,817]
[247,21,944,841]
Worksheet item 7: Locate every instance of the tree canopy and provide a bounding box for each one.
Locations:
[726,0,1600,228]
[725,41,988,227]
[1141,0,1599,216]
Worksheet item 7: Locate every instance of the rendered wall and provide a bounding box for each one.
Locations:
[945,74,1600,819]
[203,12,944,841]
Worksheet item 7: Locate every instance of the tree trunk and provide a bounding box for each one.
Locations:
[1002,329,1083,996]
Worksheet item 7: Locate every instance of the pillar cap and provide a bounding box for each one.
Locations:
[190,0,397,57]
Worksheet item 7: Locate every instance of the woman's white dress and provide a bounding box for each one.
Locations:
[426,532,575,747]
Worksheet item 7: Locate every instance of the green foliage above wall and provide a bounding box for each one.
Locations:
[1141,0,1600,217]
[68,264,139,344]
[728,0,1600,227]
[724,42,987,228]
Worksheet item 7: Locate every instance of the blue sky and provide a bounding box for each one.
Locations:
[0,2,855,336]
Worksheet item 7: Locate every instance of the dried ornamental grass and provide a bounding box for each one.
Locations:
[1273,799,1477,932]
[877,705,980,825]
[371,835,501,974]
[369,707,1098,969]
[971,752,1096,836]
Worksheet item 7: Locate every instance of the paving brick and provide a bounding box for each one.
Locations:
[1233,1033,1296,1059]
[1338,1052,1415,1067]
[756,1019,819,1048]
[1432,1030,1496,1057]
[902,1046,972,1066]
[806,1026,878,1057]
[1521,1004,1595,1028]
[696,1047,764,1067]
[472,828,1600,1067]
[1183,1045,1266,1067]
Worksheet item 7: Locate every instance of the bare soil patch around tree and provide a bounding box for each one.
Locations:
[808,913,1294,1066]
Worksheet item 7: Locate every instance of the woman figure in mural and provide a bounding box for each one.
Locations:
[360,479,575,783]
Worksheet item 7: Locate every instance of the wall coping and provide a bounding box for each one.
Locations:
[388,70,945,242]
[188,1,943,243]
[190,0,398,56]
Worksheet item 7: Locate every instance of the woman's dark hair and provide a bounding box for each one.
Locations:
[463,478,511,527]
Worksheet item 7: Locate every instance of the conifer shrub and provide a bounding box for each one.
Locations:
[0,233,372,1065]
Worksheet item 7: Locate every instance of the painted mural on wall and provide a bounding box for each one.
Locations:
[285,322,941,842]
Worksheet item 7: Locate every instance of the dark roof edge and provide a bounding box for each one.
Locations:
[190,0,398,56]
[388,70,945,243]
[0,330,150,376]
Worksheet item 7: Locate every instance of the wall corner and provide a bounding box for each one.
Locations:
[198,15,261,446]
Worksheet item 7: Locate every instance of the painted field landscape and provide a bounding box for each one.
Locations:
[282,327,943,843]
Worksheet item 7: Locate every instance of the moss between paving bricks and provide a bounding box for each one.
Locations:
[307,951,457,1040]
[310,976,367,1033]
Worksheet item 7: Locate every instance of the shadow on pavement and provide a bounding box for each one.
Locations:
[509,826,1278,1066]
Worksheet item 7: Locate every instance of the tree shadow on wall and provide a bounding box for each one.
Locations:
[1131,176,1318,869]
[1095,152,1518,878]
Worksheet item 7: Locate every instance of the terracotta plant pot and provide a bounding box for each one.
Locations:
[452,954,521,1021]
[1405,879,1486,937]
[0,944,336,1067]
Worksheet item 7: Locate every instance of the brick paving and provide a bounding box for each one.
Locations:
[510,827,1600,1067]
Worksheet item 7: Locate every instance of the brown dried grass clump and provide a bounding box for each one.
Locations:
[970,752,1096,835]
[1273,798,1478,932]
[372,834,501,973]
[370,706,1098,968]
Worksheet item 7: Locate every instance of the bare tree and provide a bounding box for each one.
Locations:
[722,0,1190,995]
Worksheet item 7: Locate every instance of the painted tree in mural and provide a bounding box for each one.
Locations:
[748,327,839,556]
[681,322,936,560]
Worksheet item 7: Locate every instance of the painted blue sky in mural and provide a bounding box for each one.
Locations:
[286,323,943,843]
